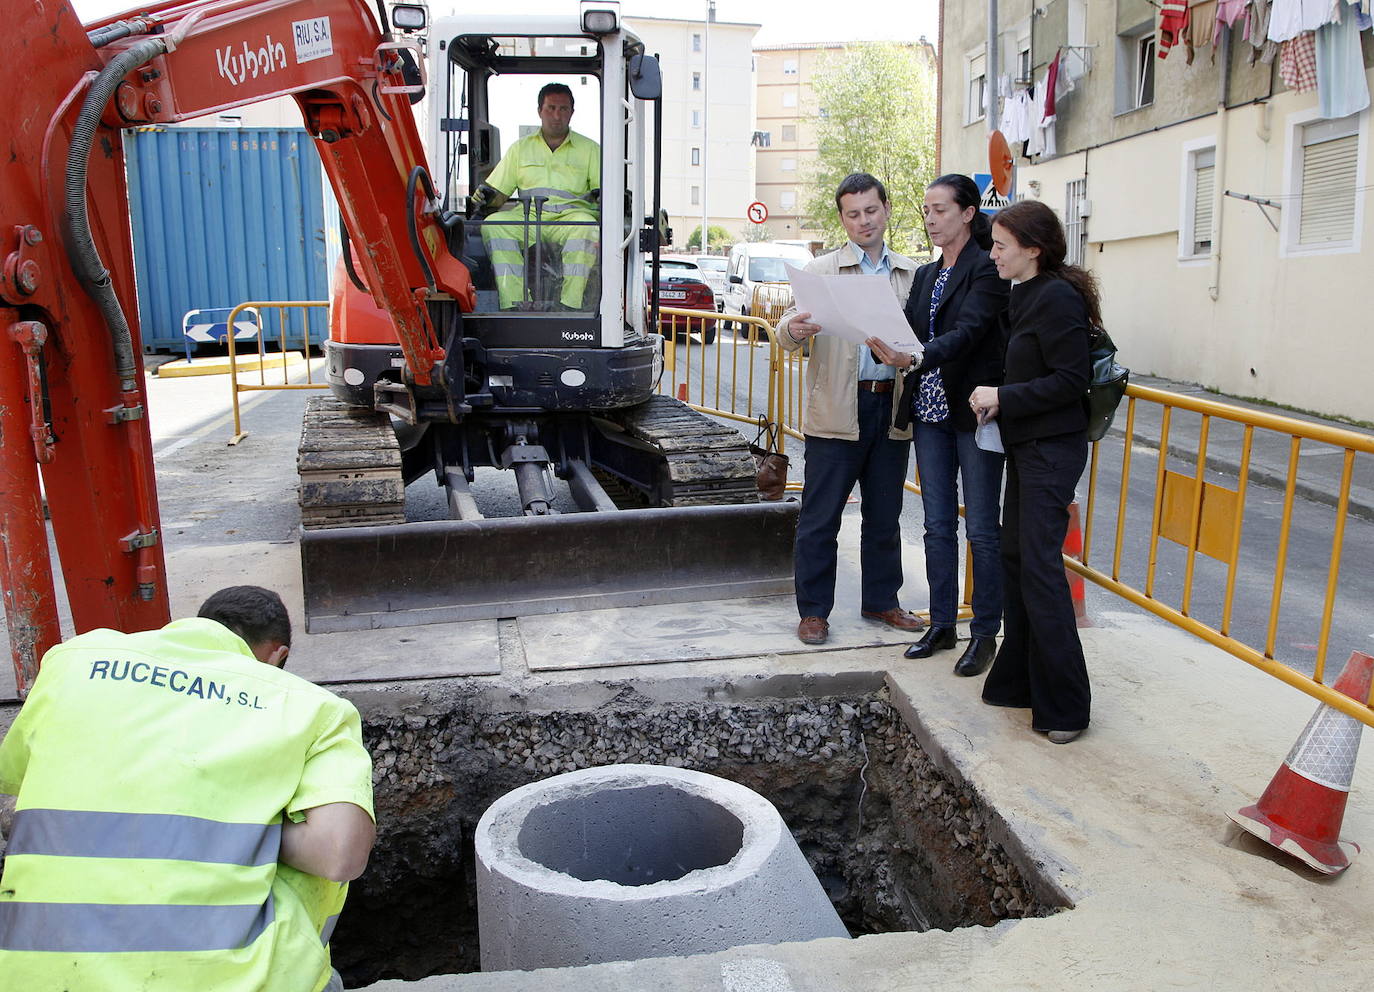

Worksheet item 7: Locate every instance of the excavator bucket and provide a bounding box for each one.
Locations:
[300,501,799,633]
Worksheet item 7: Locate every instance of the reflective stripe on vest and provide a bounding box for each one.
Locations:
[8,808,281,866]
[0,895,275,952]
[320,913,340,946]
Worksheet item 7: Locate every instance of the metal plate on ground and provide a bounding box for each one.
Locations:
[520,592,920,671]
[166,542,501,682]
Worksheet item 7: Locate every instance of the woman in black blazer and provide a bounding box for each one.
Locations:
[968,199,1096,744]
[872,175,1009,676]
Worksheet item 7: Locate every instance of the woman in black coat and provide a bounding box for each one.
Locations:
[968,199,1096,744]
[871,174,1008,676]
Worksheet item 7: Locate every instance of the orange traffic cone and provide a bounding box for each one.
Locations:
[1228,651,1374,875]
[676,383,688,402]
[1063,500,1092,628]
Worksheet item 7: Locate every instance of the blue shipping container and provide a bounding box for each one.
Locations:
[124,127,331,352]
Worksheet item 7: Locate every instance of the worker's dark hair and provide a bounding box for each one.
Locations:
[992,199,1104,331]
[928,173,993,250]
[538,82,575,111]
[834,172,888,209]
[198,586,291,650]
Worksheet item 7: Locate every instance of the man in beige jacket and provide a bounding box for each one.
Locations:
[778,173,926,645]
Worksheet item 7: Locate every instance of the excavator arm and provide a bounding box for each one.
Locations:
[0,0,473,690]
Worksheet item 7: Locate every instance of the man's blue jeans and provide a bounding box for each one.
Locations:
[794,389,910,619]
[912,418,1004,636]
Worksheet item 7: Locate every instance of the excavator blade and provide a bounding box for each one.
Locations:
[300,501,799,633]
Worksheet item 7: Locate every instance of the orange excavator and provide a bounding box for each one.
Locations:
[0,0,796,691]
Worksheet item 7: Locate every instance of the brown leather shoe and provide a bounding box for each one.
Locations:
[861,607,928,632]
[797,616,829,644]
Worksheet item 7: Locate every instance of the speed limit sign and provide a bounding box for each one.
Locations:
[747,201,769,225]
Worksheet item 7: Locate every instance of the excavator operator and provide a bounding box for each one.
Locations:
[471,82,602,311]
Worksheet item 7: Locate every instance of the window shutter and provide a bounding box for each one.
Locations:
[1299,132,1357,245]
[1192,163,1214,254]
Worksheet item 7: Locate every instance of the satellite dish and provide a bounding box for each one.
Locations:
[989,130,1014,197]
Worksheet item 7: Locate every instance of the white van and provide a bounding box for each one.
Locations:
[722,242,813,324]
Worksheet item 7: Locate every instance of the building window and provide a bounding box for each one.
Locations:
[692,33,701,52]
[781,124,797,142]
[1179,142,1216,260]
[691,185,700,206]
[782,91,798,109]
[691,147,700,166]
[692,109,701,128]
[1065,179,1088,267]
[1283,111,1364,254]
[780,190,797,211]
[783,58,798,76]
[965,50,987,125]
[1116,28,1155,113]
[781,158,796,172]
[1016,45,1031,84]
[692,72,701,91]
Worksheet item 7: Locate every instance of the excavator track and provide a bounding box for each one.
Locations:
[605,395,761,506]
[297,396,406,529]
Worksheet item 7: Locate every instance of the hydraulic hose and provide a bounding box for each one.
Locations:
[64,36,168,391]
[87,17,156,49]
[406,165,438,292]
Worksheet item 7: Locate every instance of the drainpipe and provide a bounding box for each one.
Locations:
[934,3,945,174]
[987,0,999,139]
[1208,26,1232,301]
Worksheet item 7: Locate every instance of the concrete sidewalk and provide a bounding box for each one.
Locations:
[1112,374,1374,520]
[361,622,1374,991]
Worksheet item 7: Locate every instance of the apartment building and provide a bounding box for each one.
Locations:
[629,14,761,246]
[941,0,1374,420]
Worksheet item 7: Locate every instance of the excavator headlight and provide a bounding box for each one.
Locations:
[391,4,427,32]
[580,1,619,35]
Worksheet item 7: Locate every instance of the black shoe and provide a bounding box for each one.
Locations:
[953,636,996,677]
[903,625,957,659]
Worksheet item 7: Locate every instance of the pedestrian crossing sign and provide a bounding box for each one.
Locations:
[973,173,1010,216]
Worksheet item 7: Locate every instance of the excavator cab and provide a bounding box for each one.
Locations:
[301,8,801,632]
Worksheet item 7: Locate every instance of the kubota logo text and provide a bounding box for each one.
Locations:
[562,332,595,341]
[216,36,287,86]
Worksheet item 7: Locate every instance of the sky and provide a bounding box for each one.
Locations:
[71,0,940,49]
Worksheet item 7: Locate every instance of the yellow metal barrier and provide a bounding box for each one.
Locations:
[1078,383,1374,727]
[224,300,330,444]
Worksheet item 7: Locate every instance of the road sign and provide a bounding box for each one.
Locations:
[747,201,769,225]
[973,173,1010,216]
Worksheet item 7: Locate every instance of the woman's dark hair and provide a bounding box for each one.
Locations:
[992,199,1104,330]
[927,173,992,250]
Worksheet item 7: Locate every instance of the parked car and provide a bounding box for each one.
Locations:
[692,254,728,311]
[722,242,813,327]
[645,259,718,344]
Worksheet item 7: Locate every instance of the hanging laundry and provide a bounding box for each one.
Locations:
[1042,50,1062,123]
[1055,50,1077,102]
[1187,0,1220,62]
[1351,0,1372,30]
[1269,0,1338,43]
[1159,0,1192,60]
[1245,0,1283,63]
[1315,5,1370,118]
[1215,0,1250,43]
[1279,31,1319,92]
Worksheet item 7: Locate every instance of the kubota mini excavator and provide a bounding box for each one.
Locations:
[0,0,796,688]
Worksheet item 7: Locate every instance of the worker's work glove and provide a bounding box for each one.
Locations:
[467,184,498,218]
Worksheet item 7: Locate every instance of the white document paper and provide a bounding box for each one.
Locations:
[785,264,922,353]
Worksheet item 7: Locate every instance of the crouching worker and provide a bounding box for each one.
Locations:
[0,586,375,992]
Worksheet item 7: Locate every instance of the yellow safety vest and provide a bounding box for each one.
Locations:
[485,129,601,214]
[0,619,374,992]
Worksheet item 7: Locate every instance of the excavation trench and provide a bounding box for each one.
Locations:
[327,678,1067,985]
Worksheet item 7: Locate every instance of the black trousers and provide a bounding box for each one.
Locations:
[981,431,1091,732]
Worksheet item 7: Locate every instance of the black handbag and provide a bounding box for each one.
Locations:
[748,416,789,501]
[1085,326,1129,443]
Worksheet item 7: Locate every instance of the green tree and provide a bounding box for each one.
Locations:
[801,43,937,255]
[686,224,733,252]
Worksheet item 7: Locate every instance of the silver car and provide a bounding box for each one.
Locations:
[693,255,728,311]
